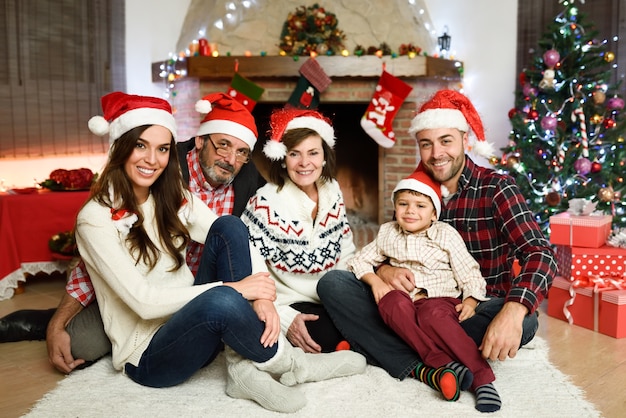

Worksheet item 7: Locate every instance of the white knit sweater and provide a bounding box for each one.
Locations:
[75,192,266,370]
[241,179,356,334]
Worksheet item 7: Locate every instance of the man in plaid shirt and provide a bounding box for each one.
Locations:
[0,93,265,374]
[318,89,557,383]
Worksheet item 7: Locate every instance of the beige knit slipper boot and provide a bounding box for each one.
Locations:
[224,347,306,413]
[255,334,367,387]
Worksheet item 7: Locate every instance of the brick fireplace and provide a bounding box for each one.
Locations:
[161,55,461,248]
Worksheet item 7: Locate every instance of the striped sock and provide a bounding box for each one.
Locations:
[475,383,501,413]
[410,362,459,401]
[445,361,474,391]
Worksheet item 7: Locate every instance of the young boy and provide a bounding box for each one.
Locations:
[347,169,501,413]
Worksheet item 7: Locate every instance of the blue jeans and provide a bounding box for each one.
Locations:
[316,270,539,380]
[125,216,277,388]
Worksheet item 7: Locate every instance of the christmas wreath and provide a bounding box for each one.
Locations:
[279,4,346,56]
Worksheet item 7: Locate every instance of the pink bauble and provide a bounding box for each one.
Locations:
[522,84,538,97]
[540,115,557,131]
[607,97,625,111]
[574,157,592,175]
[543,49,560,67]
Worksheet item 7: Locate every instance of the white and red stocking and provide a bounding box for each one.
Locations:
[360,70,413,148]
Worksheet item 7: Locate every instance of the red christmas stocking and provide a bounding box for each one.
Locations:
[360,70,413,148]
[286,58,332,109]
[227,71,265,112]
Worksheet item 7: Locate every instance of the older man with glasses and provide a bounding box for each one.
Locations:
[0,93,267,375]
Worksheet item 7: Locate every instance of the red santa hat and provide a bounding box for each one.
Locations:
[392,166,449,218]
[88,92,177,145]
[408,89,495,159]
[194,92,258,150]
[264,108,335,160]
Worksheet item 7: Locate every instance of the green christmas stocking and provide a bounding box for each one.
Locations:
[227,71,265,112]
[286,58,332,109]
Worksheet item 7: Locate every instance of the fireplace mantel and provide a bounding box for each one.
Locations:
[151,55,462,82]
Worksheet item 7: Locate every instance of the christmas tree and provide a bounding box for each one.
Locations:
[496,1,625,238]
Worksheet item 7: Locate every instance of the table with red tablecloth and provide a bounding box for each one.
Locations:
[0,190,89,300]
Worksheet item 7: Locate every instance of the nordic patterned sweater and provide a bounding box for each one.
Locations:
[241,179,356,334]
[75,192,266,371]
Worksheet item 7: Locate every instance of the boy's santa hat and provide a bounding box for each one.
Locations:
[194,92,258,150]
[88,92,177,145]
[408,89,495,159]
[263,108,335,160]
[392,166,449,218]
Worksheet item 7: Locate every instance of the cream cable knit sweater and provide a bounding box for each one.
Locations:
[76,192,266,370]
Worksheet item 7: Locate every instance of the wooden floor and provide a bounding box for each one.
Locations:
[1,276,625,418]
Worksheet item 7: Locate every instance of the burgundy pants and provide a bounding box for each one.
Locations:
[378,290,495,389]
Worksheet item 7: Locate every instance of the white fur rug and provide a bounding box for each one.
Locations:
[24,336,600,418]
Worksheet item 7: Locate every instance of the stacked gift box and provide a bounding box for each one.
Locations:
[546,212,626,338]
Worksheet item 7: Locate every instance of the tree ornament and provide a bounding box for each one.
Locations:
[543,49,560,67]
[545,191,561,207]
[591,161,602,173]
[598,186,614,202]
[540,115,557,131]
[527,109,539,120]
[607,97,625,111]
[573,106,589,157]
[508,108,518,119]
[522,83,537,97]
[538,69,556,90]
[590,114,604,125]
[592,90,606,104]
[574,157,592,175]
[506,154,520,168]
[604,51,615,63]
[603,117,616,129]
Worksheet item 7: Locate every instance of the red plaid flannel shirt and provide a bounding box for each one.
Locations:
[441,157,557,314]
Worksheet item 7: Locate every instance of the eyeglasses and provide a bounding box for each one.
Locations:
[206,135,250,163]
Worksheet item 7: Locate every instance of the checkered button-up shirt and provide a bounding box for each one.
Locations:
[186,148,234,275]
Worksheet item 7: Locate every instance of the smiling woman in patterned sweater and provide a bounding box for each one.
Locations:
[242,108,356,354]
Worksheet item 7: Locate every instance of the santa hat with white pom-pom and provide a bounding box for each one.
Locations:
[264,108,335,161]
[195,92,258,150]
[88,91,177,145]
[392,165,449,219]
[408,89,495,159]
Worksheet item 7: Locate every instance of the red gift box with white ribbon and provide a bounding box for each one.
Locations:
[547,274,626,338]
[549,213,612,248]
